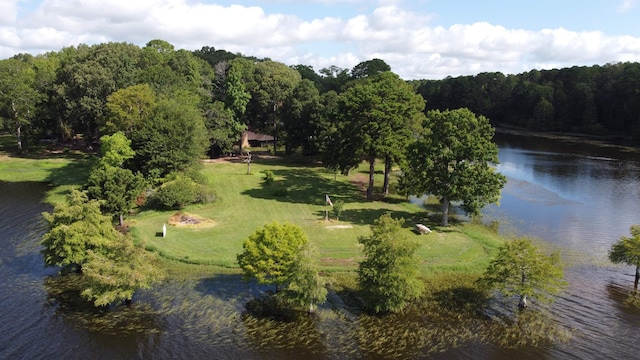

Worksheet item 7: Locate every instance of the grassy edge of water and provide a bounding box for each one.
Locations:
[2,140,575,353]
[0,137,506,279]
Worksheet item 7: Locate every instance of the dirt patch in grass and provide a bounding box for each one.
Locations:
[349,173,368,194]
[326,225,354,229]
[168,212,217,228]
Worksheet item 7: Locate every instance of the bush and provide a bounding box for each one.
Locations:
[195,184,216,204]
[263,170,274,185]
[333,200,344,221]
[154,177,199,209]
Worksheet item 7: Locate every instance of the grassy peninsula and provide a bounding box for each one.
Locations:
[0,134,504,278]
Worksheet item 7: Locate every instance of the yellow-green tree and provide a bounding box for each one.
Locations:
[609,225,640,291]
[41,190,162,306]
[41,190,116,273]
[86,132,147,226]
[103,84,156,136]
[237,222,326,311]
[358,213,423,313]
[479,237,565,309]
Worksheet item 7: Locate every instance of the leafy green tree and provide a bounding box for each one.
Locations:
[350,58,391,79]
[139,40,209,97]
[281,247,327,312]
[319,90,361,176]
[86,132,146,226]
[478,237,566,309]
[339,72,425,199]
[41,190,119,273]
[131,94,209,179]
[0,57,40,153]
[291,64,324,91]
[97,131,135,167]
[204,101,246,156]
[81,232,164,306]
[358,213,423,313]
[54,42,142,143]
[86,165,146,226]
[609,225,640,290]
[281,79,322,155]
[403,108,506,226]
[103,84,156,136]
[251,61,301,153]
[224,58,253,120]
[41,190,162,306]
[319,65,350,93]
[237,222,309,293]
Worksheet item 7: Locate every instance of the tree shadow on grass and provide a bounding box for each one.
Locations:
[44,155,95,186]
[242,167,364,205]
[322,208,427,227]
[0,133,96,160]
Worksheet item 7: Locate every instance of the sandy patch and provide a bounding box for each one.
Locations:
[325,224,353,230]
[168,212,217,228]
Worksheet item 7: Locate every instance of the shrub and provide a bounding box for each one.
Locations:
[333,200,344,221]
[195,184,216,204]
[263,170,275,185]
[154,177,199,209]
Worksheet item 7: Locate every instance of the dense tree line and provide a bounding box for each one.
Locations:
[0,39,513,222]
[413,62,640,138]
[16,40,571,313]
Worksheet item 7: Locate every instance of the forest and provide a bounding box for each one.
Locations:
[2,39,640,158]
[414,62,640,138]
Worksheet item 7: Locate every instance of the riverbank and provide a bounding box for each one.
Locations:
[494,125,640,152]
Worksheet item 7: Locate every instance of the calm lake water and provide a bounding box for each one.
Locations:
[2,133,640,359]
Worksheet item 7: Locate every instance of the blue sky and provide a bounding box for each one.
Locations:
[2,0,640,79]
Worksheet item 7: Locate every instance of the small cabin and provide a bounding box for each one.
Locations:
[241,131,274,148]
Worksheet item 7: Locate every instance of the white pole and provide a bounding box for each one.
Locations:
[162,223,167,238]
[325,194,328,221]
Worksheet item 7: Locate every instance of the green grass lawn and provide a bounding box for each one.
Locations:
[0,131,504,276]
[134,157,504,274]
[0,134,94,204]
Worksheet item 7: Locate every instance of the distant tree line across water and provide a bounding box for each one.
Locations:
[412,63,640,139]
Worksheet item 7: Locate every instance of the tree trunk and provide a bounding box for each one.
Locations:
[518,294,528,309]
[367,155,375,200]
[16,124,22,154]
[382,155,391,197]
[635,266,639,291]
[119,213,124,227]
[441,195,450,226]
[12,101,23,154]
[519,269,528,308]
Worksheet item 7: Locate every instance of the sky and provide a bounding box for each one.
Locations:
[1,0,640,79]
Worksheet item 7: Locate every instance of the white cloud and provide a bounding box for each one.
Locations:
[1,1,640,79]
[617,0,637,13]
[0,0,19,25]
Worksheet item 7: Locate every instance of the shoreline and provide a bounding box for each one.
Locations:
[494,126,640,152]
